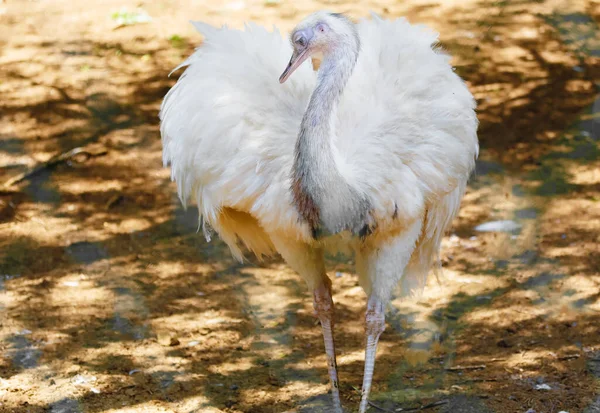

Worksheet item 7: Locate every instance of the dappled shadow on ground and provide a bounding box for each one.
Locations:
[0,0,599,412]
[433,0,600,166]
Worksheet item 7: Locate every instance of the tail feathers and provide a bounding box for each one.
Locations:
[401,183,466,296]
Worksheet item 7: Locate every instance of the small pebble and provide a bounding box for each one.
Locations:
[230,384,239,390]
[535,383,551,390]
[71,374,97,386]
[157,332,180,347]
[497,338,512,348]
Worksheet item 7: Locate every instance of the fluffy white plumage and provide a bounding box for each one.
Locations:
[161,13,478,298]
[161,11,478,412]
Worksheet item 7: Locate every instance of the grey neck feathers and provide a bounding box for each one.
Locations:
[292,38,372,237]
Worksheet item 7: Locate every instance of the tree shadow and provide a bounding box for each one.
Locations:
[1,1,599,412]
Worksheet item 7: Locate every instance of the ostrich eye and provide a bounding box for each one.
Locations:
[316,23,327,33]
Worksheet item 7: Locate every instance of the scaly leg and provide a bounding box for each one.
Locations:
[268,235,343,412]
[313,279,343,413]
[359,295,386,413]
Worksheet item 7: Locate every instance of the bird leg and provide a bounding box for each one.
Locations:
[359,295,386,413]
[313,279,343,413]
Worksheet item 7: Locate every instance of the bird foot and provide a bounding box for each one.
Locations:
[359,295,386,413]
[312,281,343,412]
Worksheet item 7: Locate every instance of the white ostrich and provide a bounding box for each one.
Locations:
[160,11,478,413]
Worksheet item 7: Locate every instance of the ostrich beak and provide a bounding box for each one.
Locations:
[279,49,310,84]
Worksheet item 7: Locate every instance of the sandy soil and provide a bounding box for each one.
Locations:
[0,0,599,412]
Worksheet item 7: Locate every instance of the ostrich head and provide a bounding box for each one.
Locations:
[279,11,360,84]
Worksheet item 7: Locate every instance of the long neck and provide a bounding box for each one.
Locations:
[299,48,356,155]
[293,45,364,235]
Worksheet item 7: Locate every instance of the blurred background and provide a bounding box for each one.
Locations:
[0,0,599,412]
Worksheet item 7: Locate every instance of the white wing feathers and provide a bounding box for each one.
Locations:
[339,17,478,221]
[160,16,478,252]
[160,21,316,231]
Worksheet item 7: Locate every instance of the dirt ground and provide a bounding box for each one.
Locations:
[1,0,599,412]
